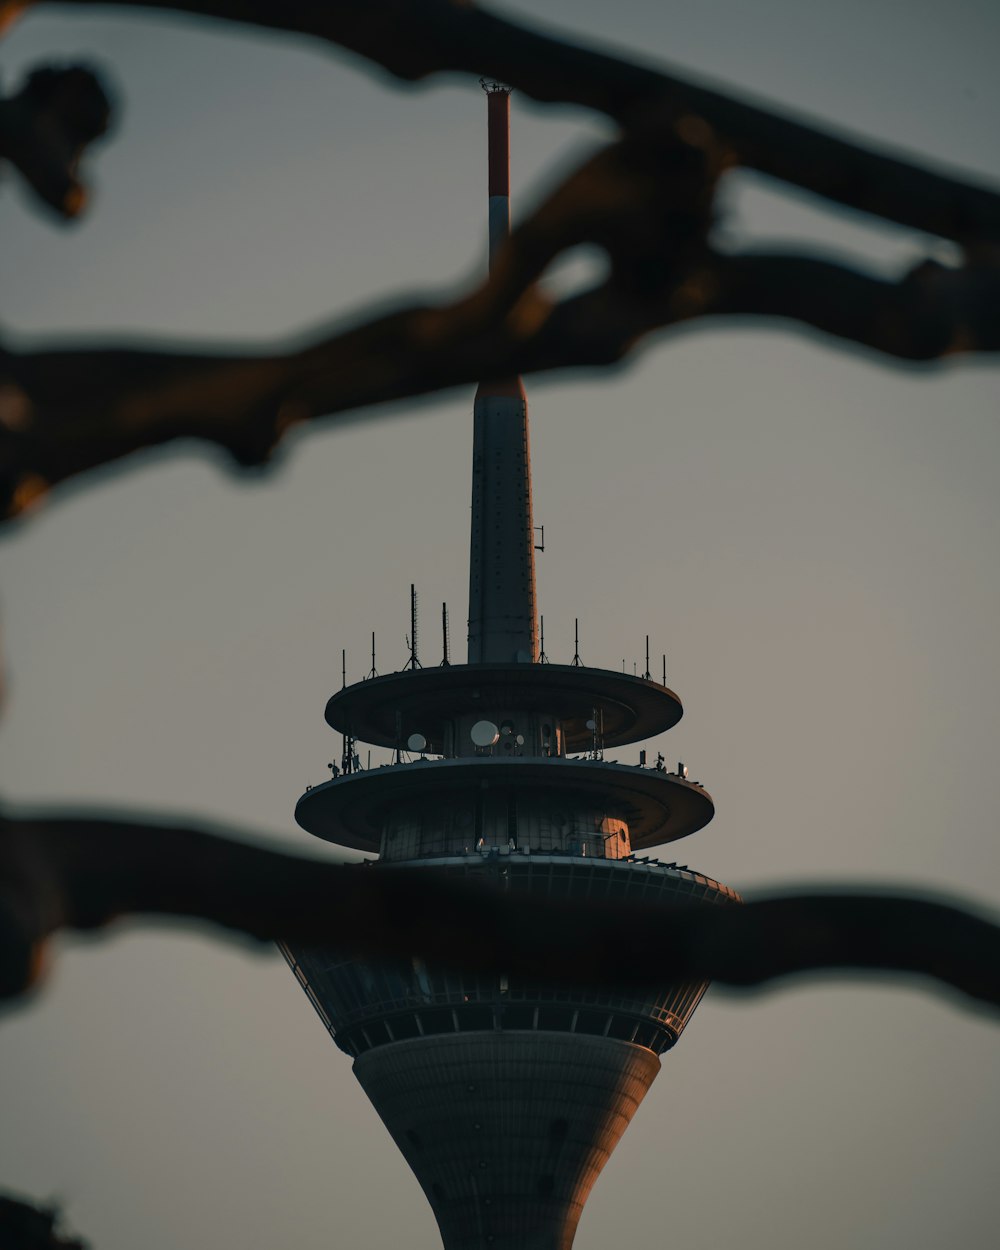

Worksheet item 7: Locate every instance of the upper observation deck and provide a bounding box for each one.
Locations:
[324,662,684,754]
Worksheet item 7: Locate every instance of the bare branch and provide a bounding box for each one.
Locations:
[2,131,996,525]
[0,65,113,218]
[0,5,995,524]
[1,809,998,1012]
[15,0,1000,242]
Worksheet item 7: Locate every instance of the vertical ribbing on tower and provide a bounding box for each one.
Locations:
[467,84,539,665]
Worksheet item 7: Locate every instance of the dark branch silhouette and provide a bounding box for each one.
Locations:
[1,809,998,1013]
[9,0,1000,241]
[1,1,997,525]
[0,1195,88,1249]
[0,64,113,218]
[0,3,996,1237]
[1,148,996,524]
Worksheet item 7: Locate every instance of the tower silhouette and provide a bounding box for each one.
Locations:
[282,85,736,1250]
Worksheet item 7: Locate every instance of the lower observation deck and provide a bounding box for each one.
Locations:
[282,852,739,1059]
[295,756,714,853]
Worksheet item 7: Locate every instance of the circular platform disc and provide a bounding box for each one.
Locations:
[325,663,684,753]
[296,756,714,853]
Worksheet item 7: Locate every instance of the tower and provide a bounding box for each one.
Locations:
[282,86,737,1250]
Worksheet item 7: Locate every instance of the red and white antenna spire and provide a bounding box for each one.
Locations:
[484,79,511,271]
[467,82,539,665]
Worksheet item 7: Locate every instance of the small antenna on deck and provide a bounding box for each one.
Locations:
[571,618,582,667]
[341,725,356,775]
[644,635,651,680]
[369,632,377,679]
[341,648,354,775]
[539,615,548,664]
[441,602,451,666]
[662,653,667,685]
[406,584,422,670]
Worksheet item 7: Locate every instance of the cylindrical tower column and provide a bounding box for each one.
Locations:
[468,84,538,665]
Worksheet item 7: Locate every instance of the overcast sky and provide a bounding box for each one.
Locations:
[1,2,998,1248]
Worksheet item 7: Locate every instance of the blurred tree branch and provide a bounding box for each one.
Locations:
[6,0,998,240]
[1,155,996,523]
[0,4,996,1240]
[0,63,112,218]
[0,1194,87,1249]
[1,808,998,1013]
[0,1,997,525]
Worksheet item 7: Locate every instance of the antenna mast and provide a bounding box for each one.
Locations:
[441,602,451,666]
[406,584,422,670]
[340,649,355,775]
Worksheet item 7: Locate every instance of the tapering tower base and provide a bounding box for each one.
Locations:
[354,1031,660,1250]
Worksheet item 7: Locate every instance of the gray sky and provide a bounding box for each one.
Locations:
[1,2,998,1247]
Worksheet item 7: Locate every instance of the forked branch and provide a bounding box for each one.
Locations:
[7,0,1000,240]
[1,1,997,523]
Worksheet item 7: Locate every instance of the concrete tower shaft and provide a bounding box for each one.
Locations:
[468,85,538,665]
